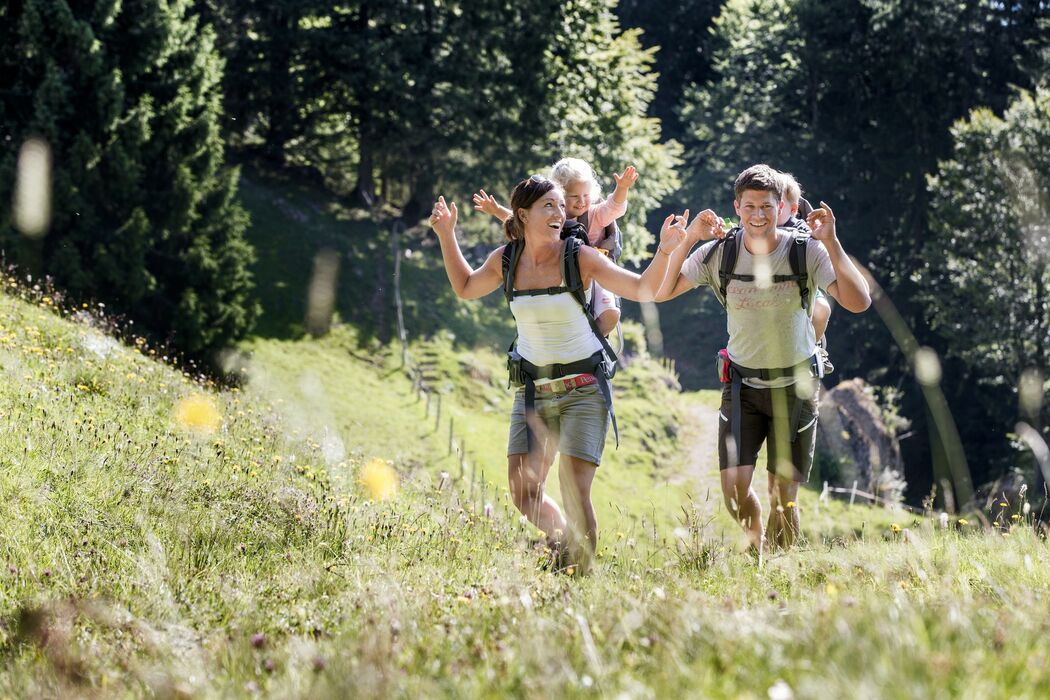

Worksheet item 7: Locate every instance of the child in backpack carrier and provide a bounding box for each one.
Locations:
[777,172,833,372]
[473,158,637,337]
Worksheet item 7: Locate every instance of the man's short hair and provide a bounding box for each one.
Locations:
[734,164,784,200]
[779,171,802,204]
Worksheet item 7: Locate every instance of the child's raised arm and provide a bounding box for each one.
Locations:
[472,189,512,222]
[611,165,638,204]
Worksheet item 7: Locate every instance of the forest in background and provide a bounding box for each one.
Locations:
[1,0,1048,505]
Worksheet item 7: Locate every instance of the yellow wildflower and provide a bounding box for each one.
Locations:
[174,394,223,434]
[360,459,398,501]
[958,518,969,526]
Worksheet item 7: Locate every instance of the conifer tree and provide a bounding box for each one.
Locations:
[0,0,258,359]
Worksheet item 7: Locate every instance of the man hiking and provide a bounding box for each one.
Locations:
[656,164,871,554]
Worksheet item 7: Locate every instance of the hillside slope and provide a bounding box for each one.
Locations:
[2,284,1048,697]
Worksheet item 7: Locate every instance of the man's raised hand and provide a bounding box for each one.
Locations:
[430,196,458,238]
[686,208,722,242]
[806,201,837,242]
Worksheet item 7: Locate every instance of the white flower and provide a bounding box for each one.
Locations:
[768,680,794,700]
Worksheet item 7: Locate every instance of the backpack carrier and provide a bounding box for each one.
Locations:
[502,232,619,451]
[576,211,625,353]
[704,228,821,465]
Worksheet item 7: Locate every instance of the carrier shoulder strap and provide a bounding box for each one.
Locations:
[561,237,619,372]
[578,210,622,262]
[717,231,741,307]
[501,240,524,304]
[787,235,811,312]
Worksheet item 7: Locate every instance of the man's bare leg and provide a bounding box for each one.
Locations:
[766,472,802,550]
[721,466,764,552]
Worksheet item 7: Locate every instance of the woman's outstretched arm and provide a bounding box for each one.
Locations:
[430,196,503,300]
[580,211,688,302]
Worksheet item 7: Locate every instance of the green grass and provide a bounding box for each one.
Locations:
[0,168,1041,697]
[2,274,1049,698]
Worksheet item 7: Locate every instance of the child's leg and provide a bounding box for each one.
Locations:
[592,284,619,337]
[596,308,620,337]
[812,296,831,341]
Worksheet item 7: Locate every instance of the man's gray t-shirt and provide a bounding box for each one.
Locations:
[680,230,837,387]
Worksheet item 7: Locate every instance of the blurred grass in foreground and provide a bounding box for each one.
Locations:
[0,279,1047,698]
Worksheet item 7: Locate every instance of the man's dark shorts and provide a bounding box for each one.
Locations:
[717,383,819,482]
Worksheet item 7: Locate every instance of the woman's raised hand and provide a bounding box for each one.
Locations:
[686,208,722,242]
[429,196,458,238]
[471,189,502,217]
[659,210,689,254]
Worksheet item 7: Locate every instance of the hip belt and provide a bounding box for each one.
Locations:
[509,350,618,450]
[717,350,820,465]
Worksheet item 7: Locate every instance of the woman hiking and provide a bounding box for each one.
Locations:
[429,175,686,571]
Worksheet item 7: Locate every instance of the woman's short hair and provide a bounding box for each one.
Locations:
[548,157,601,200]
[504,175,560,242]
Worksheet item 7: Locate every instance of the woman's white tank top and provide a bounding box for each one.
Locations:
[509,287,602,368]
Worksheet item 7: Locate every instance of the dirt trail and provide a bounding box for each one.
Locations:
[672,397,723,512]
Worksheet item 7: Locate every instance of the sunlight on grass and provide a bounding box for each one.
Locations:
[0,278,1047,697]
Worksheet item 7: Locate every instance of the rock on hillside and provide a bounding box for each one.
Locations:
[817,378,905,502]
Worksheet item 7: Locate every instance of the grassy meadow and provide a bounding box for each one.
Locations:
[1,255,1049,698]
[0,170,1045,698]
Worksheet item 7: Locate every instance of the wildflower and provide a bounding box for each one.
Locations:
[173,394,222,434]
[891,523,901,534]
[825,583,839,597]
[1011,514,1020,520]
[359,459,398,501]
[999,502,1009,508]
[768,679,794,700]
[958,518,969,526]
[938,512,949,529]
[785,501,796,509]
[1023,503,1031,516]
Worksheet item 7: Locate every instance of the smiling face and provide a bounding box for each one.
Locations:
[519,189,566,237]
[562,180,592,219]
[734,188,783,239]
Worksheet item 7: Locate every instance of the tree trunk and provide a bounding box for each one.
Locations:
[350,138,377,208]
[263,5,299,164]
